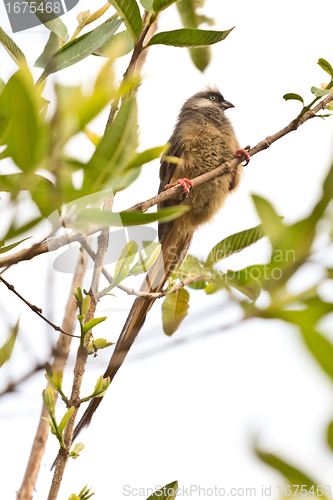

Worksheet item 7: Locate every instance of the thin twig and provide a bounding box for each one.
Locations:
[47,198,114,499]
[0,362,46,398]
[105,11,152,128]
[0,276,80,339]
[16,252,87,500]
[77,234,161,298]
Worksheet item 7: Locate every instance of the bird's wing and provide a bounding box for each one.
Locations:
[158,139,184,200]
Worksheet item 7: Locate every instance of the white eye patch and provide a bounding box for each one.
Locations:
[193,97,216,108]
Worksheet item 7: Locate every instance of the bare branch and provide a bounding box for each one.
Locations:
[0,362,46,398]
[0,276,80,339]
[3,88,332,275]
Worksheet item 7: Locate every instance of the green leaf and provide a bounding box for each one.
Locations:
[88,338,114,355]
[43,417,57,435]
[0,319,19,368]
[0,27,27,68]
[153,0,179,14]
[188,47,210,72]
[42,386,55,415]
[92,375,105,395]
[327,420,333,452]
[75,206,190,228]
[142,240,159,257]
[34,31,61,69]
[71,442,85,455]
[260,295,333,379]
[255,447,316,489]
[82,295,91,315]
[0,237,31,254]
[107,166,142,194]
[0,78,5,96]
[82,316,107,335]
[261,297,333,330]
[86,98,138,189]
[52,368,63,392]
[206,224,265,267]
[58,406,75,435]
[93,29,134,58]
[311,86,331,98]
[300,326,333,382]
[73,287,84,309]
[224,268,261,302]
[85,375,110,399]
[318,58,333,79]
[53,72,117,145]
[141,0,154,10]
[126,145,167,170]
[45,363,63,392]
[77,485,95,500]
[146,481,178,500]
[204,281,220,294]
[0,173,53,196]
[146,27,234,48]
[40,19,123,80]
[176,0,197,26]
[101,241,138,294]
[283,93,304,104]
[108,0,143,40]
[177,254,206,289]
[252,196,285,248]
[176,0,213,71]
[114,240,138,279]
[38,5,69,42]
[310,160,333,223]
[162,288,190,336]
[128,243,162,275]
[0,71,41,171]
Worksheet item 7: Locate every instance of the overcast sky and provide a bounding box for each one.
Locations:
[1,1,333,499]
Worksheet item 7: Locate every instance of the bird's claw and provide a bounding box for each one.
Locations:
[165,178,193,195]
[235,145,251,166]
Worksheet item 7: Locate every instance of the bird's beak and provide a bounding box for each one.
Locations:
[221,100,235,110]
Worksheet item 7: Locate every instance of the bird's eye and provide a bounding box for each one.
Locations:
[209,95,217,101]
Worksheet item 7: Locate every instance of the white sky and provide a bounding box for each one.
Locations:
[1,1,333,499]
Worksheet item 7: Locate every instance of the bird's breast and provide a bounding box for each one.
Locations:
[175,119,241,228]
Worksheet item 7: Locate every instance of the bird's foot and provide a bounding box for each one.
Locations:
[235,145,251,166]
[165,178,193,194]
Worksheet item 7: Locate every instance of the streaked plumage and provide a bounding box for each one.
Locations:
[73,88,243,439]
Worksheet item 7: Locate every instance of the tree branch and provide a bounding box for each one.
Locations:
[0,276,80,339]
[47,198,113,499]
[105,11,153,128]
[16,252,87,500]
[2,89,332,273]
[0,362,46,398]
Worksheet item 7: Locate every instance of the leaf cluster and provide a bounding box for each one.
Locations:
[283,58,333,118]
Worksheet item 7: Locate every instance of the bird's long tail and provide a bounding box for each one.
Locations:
[73,225,193,440]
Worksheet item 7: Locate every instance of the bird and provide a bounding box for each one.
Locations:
[72,88,249,440]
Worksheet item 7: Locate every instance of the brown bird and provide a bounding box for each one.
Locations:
[73,88,249,439]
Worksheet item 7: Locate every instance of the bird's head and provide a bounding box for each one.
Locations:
[183,89,234,113]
